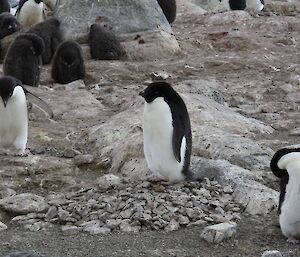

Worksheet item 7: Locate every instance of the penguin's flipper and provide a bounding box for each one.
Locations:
[172,122,184,163]
[15,0,27,15]
[23,87,54,118]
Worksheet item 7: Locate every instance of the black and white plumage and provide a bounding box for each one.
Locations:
[51,40,85,84]
[0,12,20,40]
[0,0,10,13]
[270,147,300,243]
[220,0,264,11]
[28,18,63,64]
[3,33,44,87]
[157,0,176,24]
[88,23,125,60]
[139,81,192,182]
[15,0,44,27]
[0,75,53,155]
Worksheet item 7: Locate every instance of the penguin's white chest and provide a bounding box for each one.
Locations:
[0,86,28,152]
[279,163,300,240]
[142,98,185,182]
[17,0,44,27]
[246,0,264,11]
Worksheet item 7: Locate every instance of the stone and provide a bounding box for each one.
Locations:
[120,221,140,233]
[45,206,58,220]
[200,222,237,244]
[61,225,83,235]
[0,194,49,215]
[261,250,283,257]
[164,219,180,232]
[0,221,7,231]
[97,174,122,191]
[3,252,46,257]
[74,154,95,166]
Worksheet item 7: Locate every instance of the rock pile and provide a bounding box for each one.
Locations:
[2,177,242,235]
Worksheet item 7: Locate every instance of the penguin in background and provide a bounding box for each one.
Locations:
[0,75,53,155]
[15,0,44,28]
[51,40,85,84]
[219,0,264,12]
[3,33,45,87]
[270,147,300,243]
[0,12,20,40]
[0,0,10,14]
[139,81,192,182]
[157,0,176,24]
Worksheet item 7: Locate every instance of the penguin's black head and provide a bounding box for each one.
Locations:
[0,14,21,39]
[0,76,22,107]
[270,147,300,178]
[139,81,175,103]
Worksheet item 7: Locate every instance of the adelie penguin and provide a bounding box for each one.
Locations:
[0,12,20,40]
[0,75,53,155]
[15,0,44,28]
[3,33,45,87]
[28,18,63,64]
[51,40,85,84]
[88,23,125,60]
[157,0,176,24]
[270,147,300,243]
[140,81,192,182]
[219,0,264,12]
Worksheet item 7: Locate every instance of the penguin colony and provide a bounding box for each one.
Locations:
[0,0,295,245]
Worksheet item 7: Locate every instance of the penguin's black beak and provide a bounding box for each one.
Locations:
[139,90,145,98]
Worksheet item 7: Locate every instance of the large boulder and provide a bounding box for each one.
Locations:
[55,0,180,60]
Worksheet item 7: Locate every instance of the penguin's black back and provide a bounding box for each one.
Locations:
[228,0,246,10]
[0,0,10,13]
[3,33,44,87]
[157,0,176,24]
[28,18,63,64]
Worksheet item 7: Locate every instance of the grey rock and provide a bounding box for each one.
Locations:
[164,219,180,232]
[45,206,58,220]
[120,221,140,233]
[0,221,7,231]
[3,252,46,257]
[61,225,82,235]
[200,222,237,244]
[261,250,283,257]
[0,194,49,215]
[0,187,16,199]
[97,174,122,191]
[55,0,180,60]
[74,154,94,166]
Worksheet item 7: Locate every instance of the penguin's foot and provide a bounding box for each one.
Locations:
[287,237,300,244]
[15,149,29,157]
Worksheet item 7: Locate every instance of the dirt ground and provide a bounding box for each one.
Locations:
[1,3,300,257]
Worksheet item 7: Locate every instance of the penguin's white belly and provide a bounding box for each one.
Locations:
[0,88,28,151]
[17,1,43,27]
[279,179,300,239]
[143,98,185,182]
[246,0,264,11]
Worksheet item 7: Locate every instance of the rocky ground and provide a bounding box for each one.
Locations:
[1,0,300,257]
